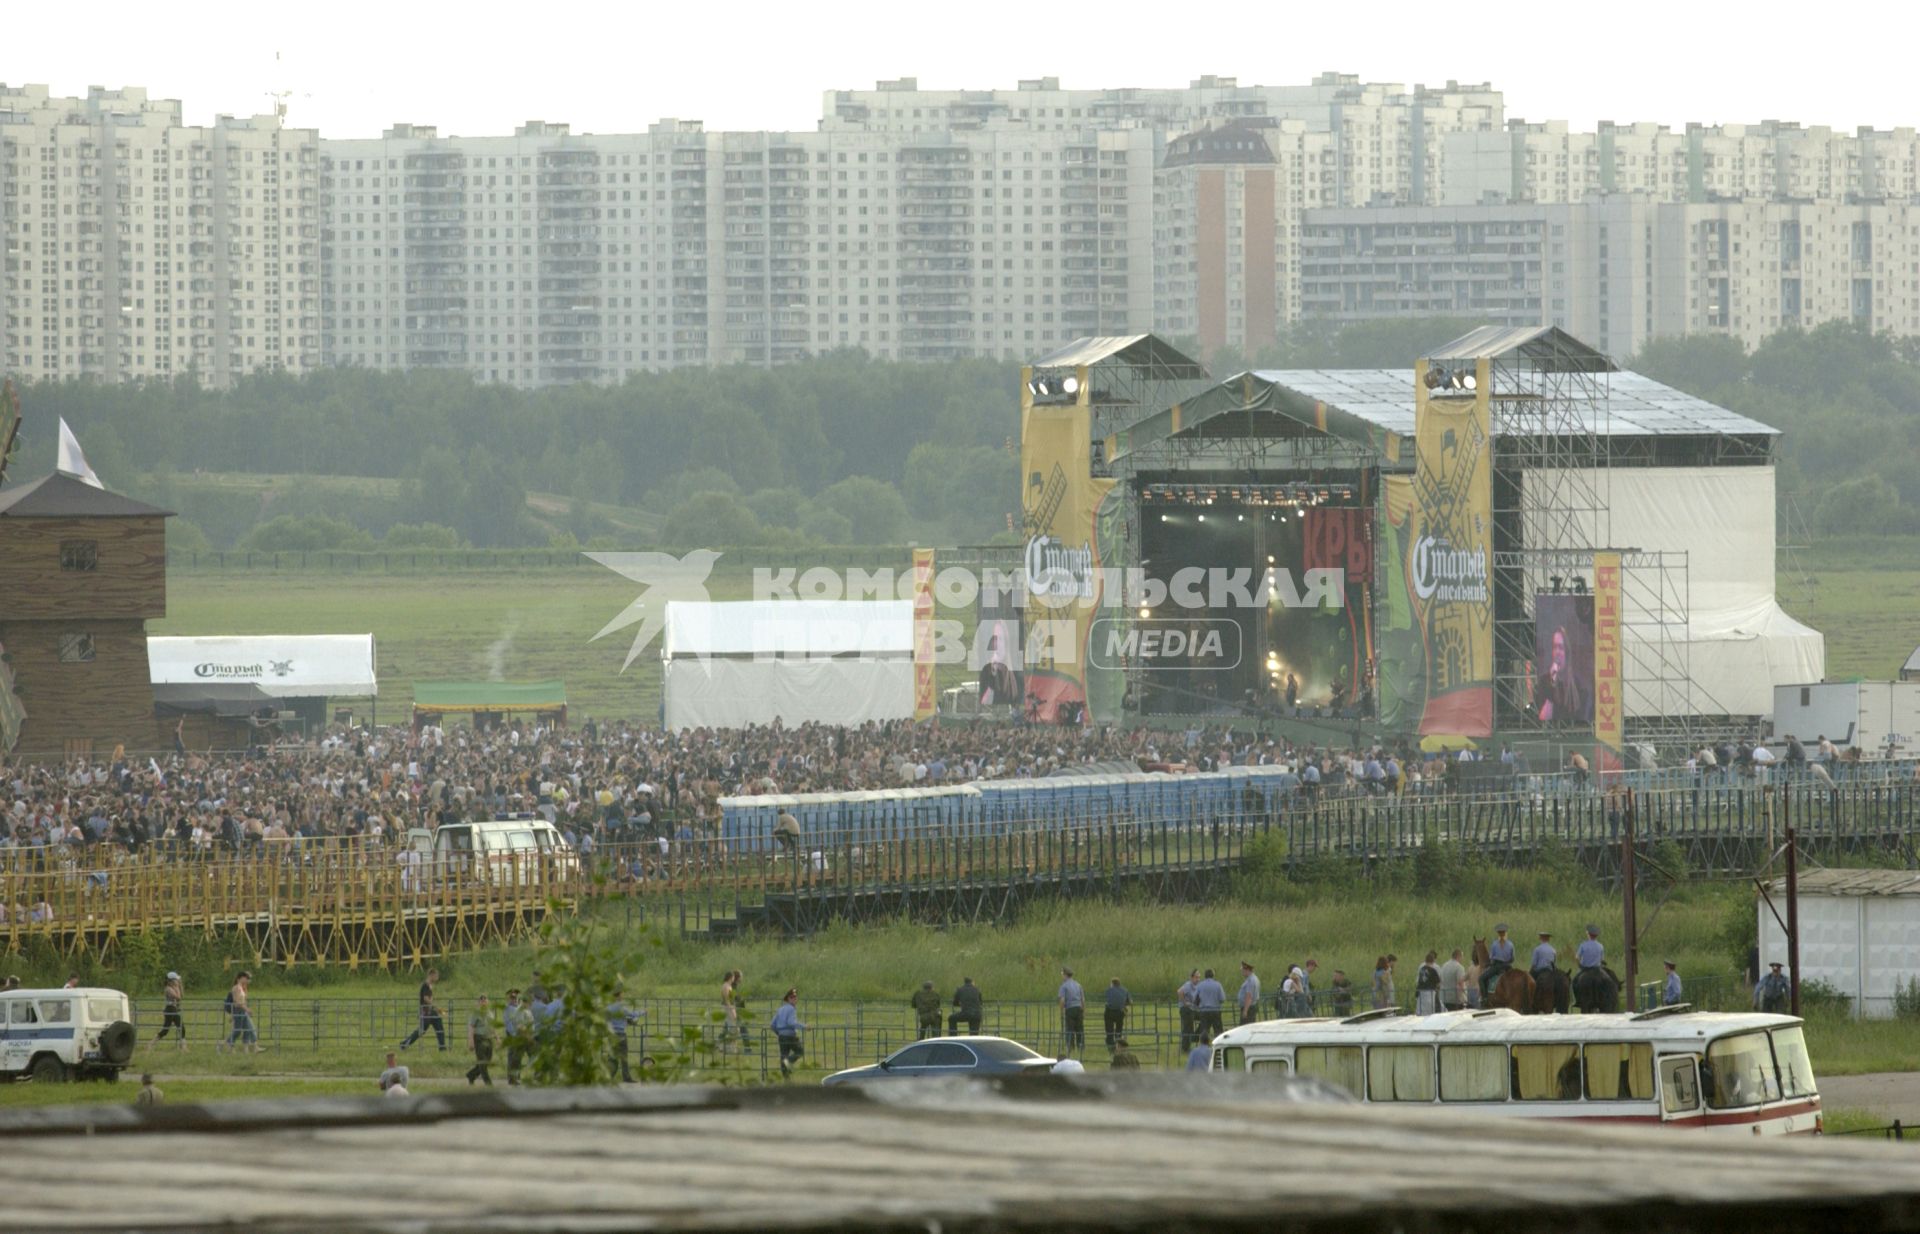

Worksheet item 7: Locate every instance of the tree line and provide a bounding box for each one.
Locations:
[6,319,1910,548]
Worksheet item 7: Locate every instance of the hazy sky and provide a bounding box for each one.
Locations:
[10,0,1916,139]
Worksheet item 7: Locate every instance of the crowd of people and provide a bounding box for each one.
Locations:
[0,715,1503,866]
[10,710,1911,879]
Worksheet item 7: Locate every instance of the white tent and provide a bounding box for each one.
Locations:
[148,635,377,698]
[1535,467,1823,717]
[661,601,913,730]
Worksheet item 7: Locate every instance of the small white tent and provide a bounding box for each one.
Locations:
[660,601,913,730]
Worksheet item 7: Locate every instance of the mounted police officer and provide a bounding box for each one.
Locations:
[1530,930,1557,978]
[1481,923,1516,1001]
[1575,925,1605,972]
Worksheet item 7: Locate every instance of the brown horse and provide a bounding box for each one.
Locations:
[1490,967,1535,1012]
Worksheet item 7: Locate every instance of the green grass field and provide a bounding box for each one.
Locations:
[156,556,986,720]
[1781,535,1920,679]
[152,535,1920,720]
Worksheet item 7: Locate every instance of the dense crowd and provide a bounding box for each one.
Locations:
[1,717,1351,858]
[6,715,1898,864]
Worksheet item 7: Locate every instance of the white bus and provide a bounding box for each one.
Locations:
[1208,1005,1820,1134]
[403,817,578,887]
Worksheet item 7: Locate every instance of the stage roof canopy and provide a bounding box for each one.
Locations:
[149,635,376,698]
[1108,369,1777,467]
[412,680,567,714]
[1424,324,1616,372]
[1029,334,1205,375]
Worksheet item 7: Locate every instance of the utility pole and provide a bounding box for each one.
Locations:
[1622,788,1638,1011]
[1785,823,1800,1016]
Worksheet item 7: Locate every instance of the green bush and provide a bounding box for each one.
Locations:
[1893,975,1920,1020]
[1798,977,1852,1016]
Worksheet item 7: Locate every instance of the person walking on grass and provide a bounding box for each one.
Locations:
[400,969,447,1051]
[155,971,187,1050]
[771,987,806,1080]
[465,994,495,1086]
[221,971,258,1053]
[721,970,746,1049]
[1102,978,1131,1050]
[1057,968,1086,1057]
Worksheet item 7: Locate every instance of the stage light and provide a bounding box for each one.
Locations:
[1139,606,1150,619]
[1461,370,1478,392]
[1158,514,1167,522]
[1572,577,1588,595]
[1197,514,1205,522]
[1061,375,1080,396]
[1551,576,1565,594]
[1425,366,1449,390]
[1267,555,1275,564]
[1237,514,1244,522]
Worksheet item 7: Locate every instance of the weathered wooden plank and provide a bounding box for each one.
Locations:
[2,1081,1917,1232]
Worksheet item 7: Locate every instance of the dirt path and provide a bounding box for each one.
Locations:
[1818,1072,1920,1124]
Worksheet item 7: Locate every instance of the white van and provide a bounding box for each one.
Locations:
[1,987,136,1082]
[404,816,579,886]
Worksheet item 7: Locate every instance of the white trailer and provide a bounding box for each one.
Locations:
[1770,681,1920,758]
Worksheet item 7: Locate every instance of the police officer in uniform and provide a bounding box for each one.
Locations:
[1530,930,1558,978]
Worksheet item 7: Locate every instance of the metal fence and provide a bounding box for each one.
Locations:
[125,980,1743,1080]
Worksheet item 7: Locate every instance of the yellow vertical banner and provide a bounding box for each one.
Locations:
[912,548,937,720]
[1410,358,1494,736]
[1592,550,1624,754]
[1017,366,1112,724]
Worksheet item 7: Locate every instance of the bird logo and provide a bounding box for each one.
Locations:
[269,660,294,678]
[586,550,721,670]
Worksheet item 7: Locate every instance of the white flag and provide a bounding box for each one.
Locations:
[56,419,103,488]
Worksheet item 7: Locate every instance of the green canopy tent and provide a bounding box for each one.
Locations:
[411,680,567,730]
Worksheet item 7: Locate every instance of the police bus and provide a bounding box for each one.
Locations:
[1208,1005,1820,1134]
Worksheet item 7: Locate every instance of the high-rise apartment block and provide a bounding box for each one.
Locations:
[0,85,320,385]
[7,76,1920,385]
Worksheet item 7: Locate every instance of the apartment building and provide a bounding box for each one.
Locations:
[1440,118,1920,208]
[320,116,1161,381]
[0,85,320,385]
[1298,195,1920,356]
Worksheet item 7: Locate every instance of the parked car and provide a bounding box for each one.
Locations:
[0,987,136,1083]
[821,1036,1056,1086]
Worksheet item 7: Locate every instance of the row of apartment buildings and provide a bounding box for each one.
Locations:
[7,76,1920,386]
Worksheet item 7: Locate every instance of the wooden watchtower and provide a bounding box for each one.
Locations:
[0,471,171,757]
